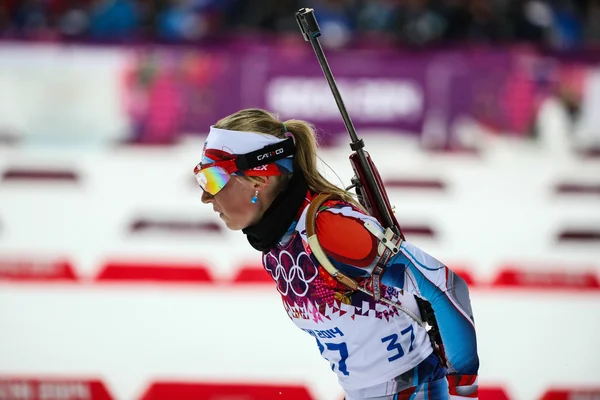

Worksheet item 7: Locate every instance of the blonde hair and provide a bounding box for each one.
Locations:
[214,108,358,205]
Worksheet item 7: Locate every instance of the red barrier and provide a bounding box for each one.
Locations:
[554,182,600,195]
[491,267,600,290]
[383,178,447,191]
[1,168,79,183]
[139,382,315,400]
[95,261,214,283]
[557,229,600,243]
[400,225,436,238]
[128,219,224,235]
[5,255,599,292]
[540,388,600,400]
[479,387,512,400]
[0,378,113,400]
[0,258,78,282]
[231,264,273,284]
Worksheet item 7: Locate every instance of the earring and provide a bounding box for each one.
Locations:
[251,190,259,204]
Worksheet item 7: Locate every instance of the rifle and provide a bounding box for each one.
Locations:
[295,7,446,364]
[295,8,403,240]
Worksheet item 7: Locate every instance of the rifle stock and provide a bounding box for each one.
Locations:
[349,152,403,239]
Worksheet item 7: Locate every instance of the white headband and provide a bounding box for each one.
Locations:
[203,126,288,158]
[201,126,294,174]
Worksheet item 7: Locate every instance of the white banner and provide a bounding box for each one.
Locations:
[0,43,131,144]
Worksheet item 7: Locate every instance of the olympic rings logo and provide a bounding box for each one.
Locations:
[264,250,318,297]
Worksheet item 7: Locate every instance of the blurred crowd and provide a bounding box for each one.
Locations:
[0,0,599,49]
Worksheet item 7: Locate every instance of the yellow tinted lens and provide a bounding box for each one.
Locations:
[195,166,231,195]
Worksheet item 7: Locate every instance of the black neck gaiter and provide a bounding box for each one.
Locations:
[242,171,309,252]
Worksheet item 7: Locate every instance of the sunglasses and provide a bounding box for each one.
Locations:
[193,137,296,196]
[193,160,237,196]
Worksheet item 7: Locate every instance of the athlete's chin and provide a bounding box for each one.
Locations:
[223,218,244,231]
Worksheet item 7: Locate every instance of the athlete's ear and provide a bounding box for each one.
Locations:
[252,176,270,190]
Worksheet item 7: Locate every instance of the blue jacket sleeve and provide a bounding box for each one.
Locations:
[385,241,479,375]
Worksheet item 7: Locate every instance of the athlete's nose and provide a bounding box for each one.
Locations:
[201,190,213,204]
